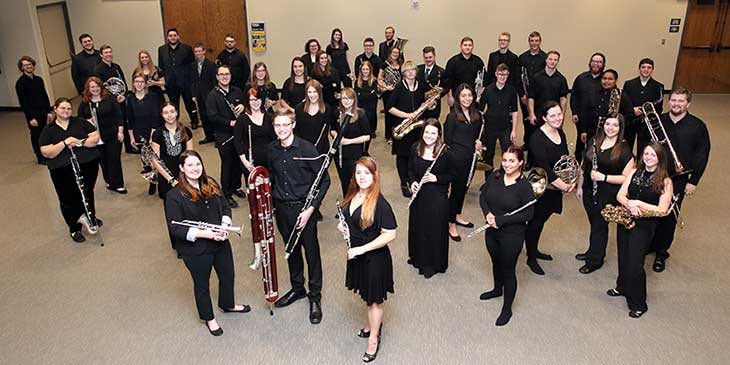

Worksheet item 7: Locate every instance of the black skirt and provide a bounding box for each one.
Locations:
[346,246,394,305]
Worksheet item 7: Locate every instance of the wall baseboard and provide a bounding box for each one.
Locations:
[0,106,22,112]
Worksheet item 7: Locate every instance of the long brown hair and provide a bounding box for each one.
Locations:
[311,50,331,78]
[342,157,381,228]
[452,83,480,122]
[133,49,159,76]
[176,150,221,201]
[303,79,326,112]
[251,61,272,88]
[417,118,446,157]
[160,101,189,145]
[82,76,110,103]
[337,88,359,124]
[356,60,375,89]
[635,143,669,194]
[588,114,630,167]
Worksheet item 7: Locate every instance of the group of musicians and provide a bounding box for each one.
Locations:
[15,25,711,362]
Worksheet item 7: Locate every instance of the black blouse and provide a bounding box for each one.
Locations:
[528,128,569,183]
[152,126,193,176]
[408,144,453,194]
[281,78,307,108]
[479,171,536,233]
[247,82,279,113]
[233,112,276,166]
[627,169,662,206]
[582,139,633,205]
[312,68,341,107]
[77,98,123,143]
[294,103,335,155]
[387,80,426,156]
[444,109,482,159]
[333,109,370,160]
[126,92,163,132]
[38,117,101,170]
[355,80,378,108]
[343,195,397,248]
[326,43,351,75]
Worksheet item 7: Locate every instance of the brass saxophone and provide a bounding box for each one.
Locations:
[392,85,443,140]
[601,204,669,230]
[597,88,621,131]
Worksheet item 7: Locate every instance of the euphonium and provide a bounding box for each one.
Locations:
[641,101,685,173]
[392,85,443,140]
[247,166,279,312]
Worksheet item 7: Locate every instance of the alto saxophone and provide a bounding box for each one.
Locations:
[392,85,443,140]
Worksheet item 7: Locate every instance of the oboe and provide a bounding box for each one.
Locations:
[336,200,351,248]
[408,144,445,208]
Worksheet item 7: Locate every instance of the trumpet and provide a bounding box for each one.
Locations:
[641,102,685,173]
[171,220,242,235]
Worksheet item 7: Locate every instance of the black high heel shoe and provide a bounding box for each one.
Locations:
[362,335,381,362]
[206,321,223,336]
[357,323,383,339]
[222,304,251,313]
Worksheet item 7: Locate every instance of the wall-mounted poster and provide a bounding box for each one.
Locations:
[251,22,266,52]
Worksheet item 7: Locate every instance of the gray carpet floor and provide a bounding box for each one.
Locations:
[0,95,728,364]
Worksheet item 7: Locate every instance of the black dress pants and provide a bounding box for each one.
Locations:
[275,201,323,301]
[582,194,610,267]
[196,93,215,139]
[524,197,554,260]
[616,221,656,312]
[650,176,686,260]
[98,141,125,189]
[215,134,242,197]
[395,155,410,187]
[166,84,196,125]
[485,230,524,312]
[181,243,235,321]
[29,124,45,163]
[336,157,357,196]
[49,159,99,233]
[448,159,470,222]
[483,128,512,170]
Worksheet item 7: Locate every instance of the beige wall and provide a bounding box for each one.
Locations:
[0,0,163,107]
[247,0,688,89]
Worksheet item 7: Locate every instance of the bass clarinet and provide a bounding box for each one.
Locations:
[284,112,353,258]
[247,166,279,314]
[69,143,102,246]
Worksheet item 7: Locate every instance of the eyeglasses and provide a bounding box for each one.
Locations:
[217,73,231,76]
[496,73,509,76]
[341,96,353,100]
[274,123,293,128]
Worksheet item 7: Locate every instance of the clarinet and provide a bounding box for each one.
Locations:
[466,199,537,239]
[591,139,599,205]
[217,86,242,118]
[408,144,446,208]
[284,112,353,259]
[336,200,351,248]
[139,137,176,185]
[248,124,254,166]
[69,144,103,245]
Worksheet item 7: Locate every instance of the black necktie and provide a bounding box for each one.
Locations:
[425,67,431,79]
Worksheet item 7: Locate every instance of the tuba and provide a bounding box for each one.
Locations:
[247,166,279,313]
[392,85,443,139]
[394,37,407,53]
[640,102,685,173]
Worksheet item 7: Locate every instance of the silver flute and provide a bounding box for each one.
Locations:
[466,199,537,239]
[171,220,242,235]
[409,144,446,208]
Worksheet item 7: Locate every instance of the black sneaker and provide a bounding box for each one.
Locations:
[70,231,86,243]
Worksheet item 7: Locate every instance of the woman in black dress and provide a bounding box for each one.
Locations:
[133,50,164,96]
[387,60,425,197]
[248,62,278,112]
[354,61,379,145]
[234,87,276,180]
[280,57,309,112]
[165,150,250,336]
[302,39,321,75]
[151,102,194,201]
[479,145,535,326]
[575,115,634,273]
[408,119,453,278]
[444,83,483,241]
[78,76,127,194]
[609,143,673,318]
[337,157,397,363]
[40,98,101,242]
[311,50,342,109]
[326,28,352,88]
[331,88,370,195]
[525,101,576,275]
[127,73,164,194]
[294,79,335,155]
[378,47,401,143]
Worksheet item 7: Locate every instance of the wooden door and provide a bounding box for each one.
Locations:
[161,0,248,60]
[674,0,730,93]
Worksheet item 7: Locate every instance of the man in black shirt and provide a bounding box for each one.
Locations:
[646,88,710,273]
[571,53,605,161]
[526,50,568,144]
[71,33,101,95]
[444,36,485,108]
[354,37,382,80]
[191,43,218,144]
[158,28,197,128]
[623,58,665,153]
[485,32,521,95]
[379,26,404,64]
[267,109,329,324]
[216,33,250,89]
[94,45,127,104]
[417,46,444,119]
[478,63,519,172]
[15,56,52,164]
[206,65,245,208]
[518,31,547,133]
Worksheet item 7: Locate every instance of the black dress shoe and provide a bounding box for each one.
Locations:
[449,232,462,242]
[199,137,215,145]
[70,231,86,243]
[579,264,601,274]
[191,121,200,130]
[234,188,245,198]
[455,221,474,228]
[316,209,323,221]
[226,196,239,208]
[606,288,622,297]
[274,289,307,308]
[536,251,553,261]
[222,304,251,313]
[362,338,380,363]
[629,310,645,319]
[653,257,666,272]
[148,183,156,195]
[401,184,412,198]
[527,259,545,275]
[309,300,322,324]
[206,321,223,336]
[575,252,587,261]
